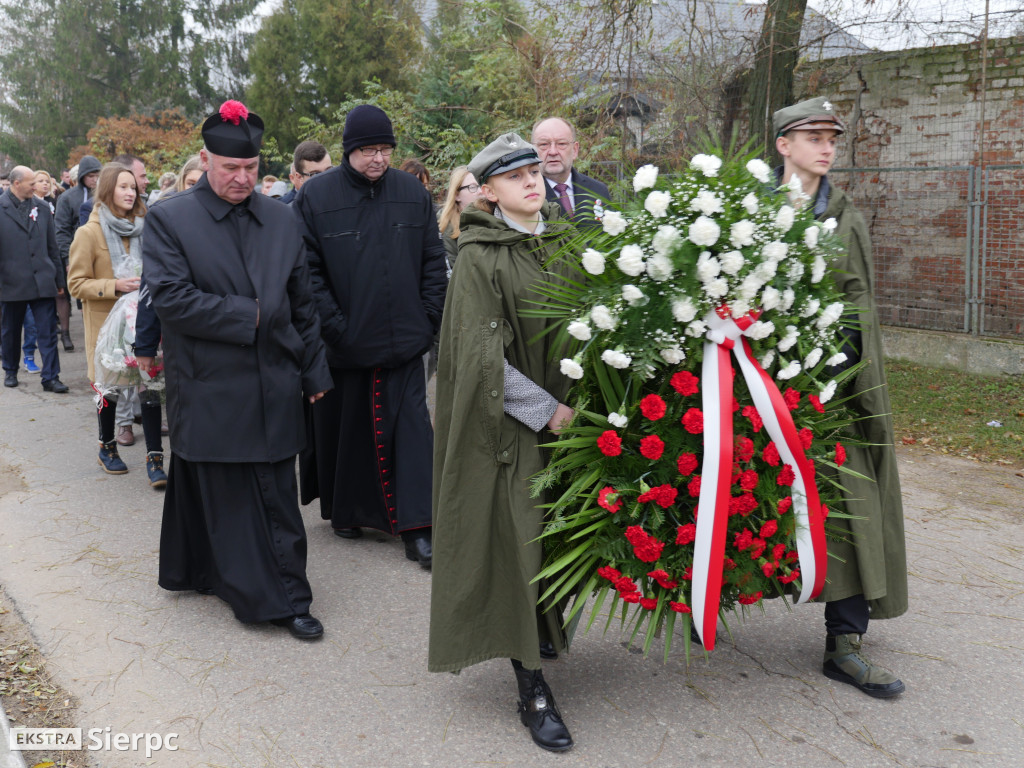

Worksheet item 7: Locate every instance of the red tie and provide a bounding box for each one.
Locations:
[554,183,573,215]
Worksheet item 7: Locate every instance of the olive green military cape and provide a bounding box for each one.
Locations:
[819,184,908,620]
[429,203,573,673]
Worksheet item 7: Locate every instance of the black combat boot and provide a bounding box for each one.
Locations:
[512,663,573,752]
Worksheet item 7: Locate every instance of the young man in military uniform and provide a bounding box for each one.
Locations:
[774,96,908,698]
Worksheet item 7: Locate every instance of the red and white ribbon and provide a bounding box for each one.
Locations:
[690,307,828,650]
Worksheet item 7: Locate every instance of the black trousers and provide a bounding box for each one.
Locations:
[825,593,870,636]
[2,298,60,381]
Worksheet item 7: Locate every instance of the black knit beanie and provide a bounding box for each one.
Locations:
[342,105,396,157]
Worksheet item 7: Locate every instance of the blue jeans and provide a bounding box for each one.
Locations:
[22,305,37,357]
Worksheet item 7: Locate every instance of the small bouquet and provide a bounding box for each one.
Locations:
[531,147,863,659]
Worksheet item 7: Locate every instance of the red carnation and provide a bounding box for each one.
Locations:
[760,519,778,539]
[640,597,658,610]
[687,475,702,498]
[749,538,767,559]
[779,569,801,584]
[675,523,696,545]
[639,434,665,460]
[734,529,754,551]
[772,543,787,561]
[671,370,699,396]
[835,442,847,466]
[786,549,799,563]
[737,591,763,605]
[763,441,780,466]
[723,558,736,571]
[648,569,679,589]
[640,394,667,421]
[677,453,699,476]
[777,496,793,514]
[777,464,796,487]
[219,99,249,125]
[668,601,692,614]
[728,492,758,517]
[682,565,693,580]
[799,428,813,450]
[742,405,763,433]
[625,525,665,563]
[761,561,776,578]
[682,408,704,434]
[637,484,677,509]
[783,388,801,411]
[597,486,623,513]
[808,394,825,413]
[615,576,639,594]
[738,469,759,491]
[621,592,641,603]
[597,430,622,456]
[821,504,830,519]
[597,565,621,582]
[732,396,740,412]
[735,436,754,463]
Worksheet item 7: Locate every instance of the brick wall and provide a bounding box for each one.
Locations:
[795,37,1024,339]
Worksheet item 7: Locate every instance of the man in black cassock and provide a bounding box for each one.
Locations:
[144,100,333,640]
[295,105,447,569]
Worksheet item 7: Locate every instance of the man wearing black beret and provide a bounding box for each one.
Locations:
[144,100,333,640]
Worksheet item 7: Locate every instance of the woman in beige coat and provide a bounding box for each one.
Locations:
[68,163,166,487]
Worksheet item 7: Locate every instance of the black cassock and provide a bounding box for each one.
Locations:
[143,177,332,622]
[295,162,446,536]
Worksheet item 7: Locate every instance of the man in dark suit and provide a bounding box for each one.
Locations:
[531,117,610,227]
[0,166,68,391]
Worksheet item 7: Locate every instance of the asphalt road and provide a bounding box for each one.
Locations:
[1,327,1023,768]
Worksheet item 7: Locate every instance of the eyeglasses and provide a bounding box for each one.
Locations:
[458,183,480,193]
[357,146,394,158]
[298,167,331,178]
[534,140,573,152]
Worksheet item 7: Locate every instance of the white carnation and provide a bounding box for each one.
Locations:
[800,298,821,318]
[803,225,820,249]
[704,277,728,299]
[567,320,592,341]
[581,248,606,275]
[652,225,681,255]
[776,325,800,352]
[688,215,721,247]
[672,297,697,323]
[601,349,632,369]
[622,284,646,305]
[690,189,724,216]
[774,205,795,233]
[746,158,772,184]
[786,174,809,204]
[746,320,776,340]
[644,190,672,218]
[811,254,827,283]
[646,253,674,282]
[720,250,745,275]
[690,153,722,177]
[616,244,646,276]
[781,288,795,311]
[607,411,629,428]
[826,352,848,367]
[819,379,838,403]
[804,347,823,369]
[591,304,617,330]
[660,347,685,364]
[761,286,782,311]
[759,349,776,369]
[776,359,802,381]
[821,217,838,233]
[729,219,756,248]
[786,260,805,283]
[762,240,789,262]
[737,274,763,300]
[741,193,759,215]
[685,320,708,337]
[754,260,778,282]
[696,251,721,283]
[560,358,584,379]
[730,299,751,317]
[633,164,658,192]
[816,302,845,330]
[602,210,627,235]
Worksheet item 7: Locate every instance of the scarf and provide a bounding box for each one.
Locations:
[97,202,145,279]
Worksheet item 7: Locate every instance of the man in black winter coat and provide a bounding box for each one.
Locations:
[0,166,68,391]
[296,105,447,569]
[144,101,333,640]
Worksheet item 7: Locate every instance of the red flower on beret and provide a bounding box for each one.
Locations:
[219,100,249,125]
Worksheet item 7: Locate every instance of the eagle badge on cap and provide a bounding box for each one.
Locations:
[822,100,833,111]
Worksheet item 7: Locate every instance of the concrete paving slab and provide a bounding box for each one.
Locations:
[1,326,1023,767]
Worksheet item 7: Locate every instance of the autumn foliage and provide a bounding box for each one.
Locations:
[68,111,202,176]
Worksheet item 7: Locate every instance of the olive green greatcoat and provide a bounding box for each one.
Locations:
[429,203,573,673]
[818,184,908,620]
